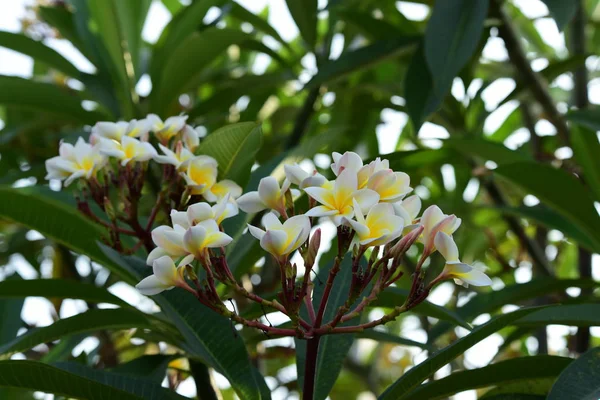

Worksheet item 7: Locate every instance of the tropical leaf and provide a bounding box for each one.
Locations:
[548,346,600,400]
[285,0,318,48]
[540,0,579,31]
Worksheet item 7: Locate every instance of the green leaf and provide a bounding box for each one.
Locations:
[386,148,457,171]
[37,5,93,62]
[444,138,531,165]
[0,31,80,77]
[405,44,444,130]
[402,356,572,400]
[197,122,263,187]
[151,28,251,114]
[110,354,175,382]
[378,307,542,399]
[305,37,418,89]
[190,360,220,400]
[229,3,290,49]
[111,0,152,77]
[357,330,432,350]
[0,186,137,285]
[571,125,600,201]
[424,0,488,97]
[495,162,600,250]
[540,0,578,31]
[548,347,600,400]
[54,361,186,400]
[0,76,107,124]
[0,308,173,358]
[0,275,24,345]
[373,287,471,330]
[285,0,318,49]
[567,107,600,131]
[0,279,127,306]
[99,248,265,400]
[516,304,600,327]
[0,361,144,399]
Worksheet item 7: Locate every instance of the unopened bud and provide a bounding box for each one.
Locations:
[103,197,116,220]
[391,225,424,258]
[185,264,199,282]
[285,263,295,279]
[305,228,321,267]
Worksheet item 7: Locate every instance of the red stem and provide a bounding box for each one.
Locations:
[302,335,321,400]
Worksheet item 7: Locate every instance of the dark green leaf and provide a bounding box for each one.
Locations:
[405,45,444,130]
[378,307,542,399]
[571,124,600,201]
[0,275,24,345]
[285,0,318,48]
[357,330,432,350]
[540,0,578,31]
[548,347,600,400]
[110,354,175,382]
[424,0,488,97]
[567,107,600,131]
[444,138,531,165]
[402,356,572,400]
[516,304,600,327]
[229,3,290,49]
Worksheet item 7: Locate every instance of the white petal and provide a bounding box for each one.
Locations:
[153,256,178,284]
[402,195,421,220]
[303,187,332,207]
[248,224,266,241]
[258,176,281,205]
[136,275,169,296]
[183,225,207,253]
[331,151,363,176]
[237,192,266,213]
[146,247,167,266]
[352,189,380,213]
[187,202,213,225]
[171,210,190,229]
[305,205,337,217]
[434,232,459,262]
[260,229,288,256]
[284,163,308,186]
[262,212,283,230]
[205,231,233,248]
[345,218,370,239]
[335,169,358,193]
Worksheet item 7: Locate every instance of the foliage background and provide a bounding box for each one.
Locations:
[1,0,600,399]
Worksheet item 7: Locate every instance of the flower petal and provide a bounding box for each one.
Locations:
[237,191,266,213]
[260,230,288,257]
[153,255,178,284]
[434,232,459,262]
[136,275,170,296]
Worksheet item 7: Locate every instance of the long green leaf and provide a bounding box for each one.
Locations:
[0,31,80,77]
[0,308,172,358]
[110,354,175,382]
[0,76,107,124]
[424,0,488,97]
[305,37,418,89]
[357,330,432,350]
[100,247,265,400]
[548,347,600,400]
[567,107,600,131]
[444,138,531,165]
[402,356,572,400]
[495,162,600,250]
[285,0,318,49]
[516,304,600,327]
[0,275,24,345]
[0,186,137,284]
[540,0,578,31]
[571,124,600,201]
[0,279,127,306]
[378,307,542,399]
[197,122,263,187]
[229,3,290,49]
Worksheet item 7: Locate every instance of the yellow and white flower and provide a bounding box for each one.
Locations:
[345,200,404,247]
[186,195,239,226]
[183,219,233,259]
[181,156,218,195]
[237,176,290,215]
[154,141,196,170]
[419,205,462,254]
[331,152,389,189]
[434,232,492,287]
[305,169,379,226]
[392,194,422,225]
[366,169,412,203]
[91,119,151,142]
[136,256,190,296]
[45,138,106,186]
[147,114,188,143]
[203,180,242,203]
[146,223,188,266]
[182,124,202,152]
[284,163,327,189]
[97,136,157,166]
[248,213,311,258]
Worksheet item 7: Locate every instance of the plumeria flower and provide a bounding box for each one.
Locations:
[419,205,462,255]
[136,256,192,296]
[345,200,404,247]
[97,136,157,166]
[248,213,311,259]
[284,163,327,189]
[147,114,188,143]
[91,119,151,142]
[154,141,196,170]
[45,138,106,186]
[237,176,290,215]
[331,152,389,189]
[305,169,379,226]
[147,223,188,266]
[434,232,492,287]
[183,219,233,260]
[182,125,201,152]
[186,195,239,226]
[392,195,422,225]
[203,180,242,203]
[366,169,412,203]
[181,156,218,195]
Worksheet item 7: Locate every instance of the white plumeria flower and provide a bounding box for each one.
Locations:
[345,200,404,247]
[154,141,196,170]
[187,195,239,226]
[45,138,106,186]
[237,176,290,215]
[147,114,188,143]
[392,195,422,224]
[181,155,218,195]
[146,223,188,266]
[434,232,492,287]
[182,124,200,152]
[136,256,191,296]
[366,169,412,203]
[183,219,233,259]
[91,119,151,142]
[284,163,327,189]
[304,169,380,226]
[97,136,157,166]
[248,213,311,258]
[419,205,462,255]
[331,152,389,189]
[203,180,242,203]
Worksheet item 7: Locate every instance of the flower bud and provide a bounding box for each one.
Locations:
[304,228,321,267]
[390,225,424,259]
[103,196,116,221]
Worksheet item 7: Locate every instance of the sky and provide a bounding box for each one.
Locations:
[0,1,599,399]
